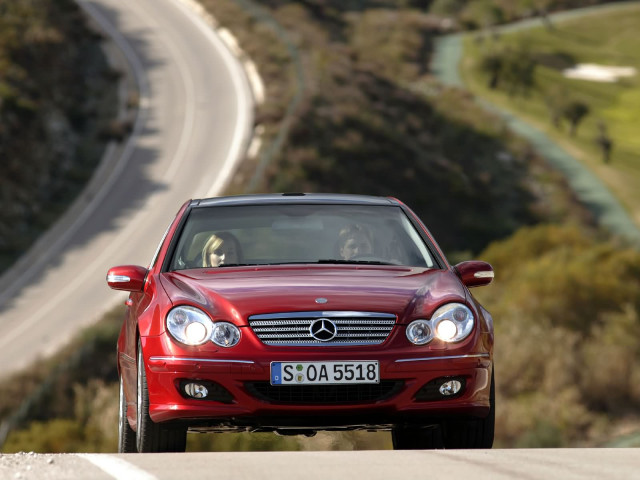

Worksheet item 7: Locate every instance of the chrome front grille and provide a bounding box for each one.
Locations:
[248,311,396,346]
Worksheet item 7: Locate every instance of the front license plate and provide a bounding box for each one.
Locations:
[270,361,379,385]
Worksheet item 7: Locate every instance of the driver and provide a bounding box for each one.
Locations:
[338,224,373,260]
[202,232,242,267]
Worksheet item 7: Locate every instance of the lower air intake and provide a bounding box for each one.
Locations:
[245,381,404,404]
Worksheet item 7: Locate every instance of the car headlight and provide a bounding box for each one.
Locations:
[406,303,475,345]
[406,319,433,345]
[432,303,474,342]
[211,322,241,347]
[167,306,213,346]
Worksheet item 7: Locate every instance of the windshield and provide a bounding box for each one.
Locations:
[168,204,436,270]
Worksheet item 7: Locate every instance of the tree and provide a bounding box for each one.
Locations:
[518,0,555,30]
[544,87,567,129]
[534,0,554,30]
[479,51,504,89]
[460,0,504,34]
[563,100,590,137]
[595,121,613,164]
[479,46,536,95]
[501,47,537,96]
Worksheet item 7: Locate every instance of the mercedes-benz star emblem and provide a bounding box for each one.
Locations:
[309,318,337,342]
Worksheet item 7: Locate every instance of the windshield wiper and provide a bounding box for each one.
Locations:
[218,260,397,267]
[217,262,311,267]
[216,263,255,268]
[317,259,396,266]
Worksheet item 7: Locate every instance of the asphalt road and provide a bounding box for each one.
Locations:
[0,0,254,377]
[2,449,639,480]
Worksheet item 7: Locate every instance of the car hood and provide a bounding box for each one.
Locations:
[159,265,467,324]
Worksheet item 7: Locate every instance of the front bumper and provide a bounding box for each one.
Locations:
[141,334,492,429]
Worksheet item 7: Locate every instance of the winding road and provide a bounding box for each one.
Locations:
[0,0,254,377]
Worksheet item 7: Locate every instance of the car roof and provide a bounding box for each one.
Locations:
[192,193,400,208]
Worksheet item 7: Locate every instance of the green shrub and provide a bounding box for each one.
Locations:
[476,224,640,445]
[3,419,86,453]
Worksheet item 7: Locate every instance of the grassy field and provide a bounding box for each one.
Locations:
[460,3,640,229]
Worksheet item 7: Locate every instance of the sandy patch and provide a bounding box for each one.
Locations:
[563,63,637,82]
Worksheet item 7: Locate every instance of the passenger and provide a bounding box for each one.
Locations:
[338,224,374,260]
[202,232,242,267]
[386,235,409,265]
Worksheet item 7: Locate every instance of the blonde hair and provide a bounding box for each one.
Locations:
[202,234,224,267]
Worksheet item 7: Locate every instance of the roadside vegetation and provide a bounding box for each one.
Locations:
[476,223,640,447]
[211,0,588,254]
[0,0,120,272]
[2,0,639,452]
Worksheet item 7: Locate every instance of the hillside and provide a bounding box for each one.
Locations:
[214,0,593,255]
[0,0,593,262]
[0,0,118,271]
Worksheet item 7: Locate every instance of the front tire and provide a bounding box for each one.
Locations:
[392,370,495,450]
[441,370,495,449]
[136,339,187,452]
[391,425,444,449]
[118,375,137,453]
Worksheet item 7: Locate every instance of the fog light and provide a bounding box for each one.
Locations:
[184,383,208,399]
[439,380,462,396]
[415,377,466,401]
[179,380,235,403]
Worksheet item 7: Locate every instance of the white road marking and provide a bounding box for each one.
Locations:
[0,0,253,354]
[168,0,252,198]
[0,0,151,351]
[120,0,197,184]
[0,0,148,311]
[78,454,158,480]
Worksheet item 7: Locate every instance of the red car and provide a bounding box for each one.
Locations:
[107,194,495,452]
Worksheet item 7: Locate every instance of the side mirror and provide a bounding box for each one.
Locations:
[454,261,494,288]
[106,265,148,292]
